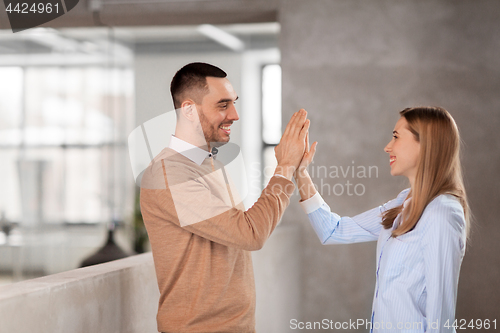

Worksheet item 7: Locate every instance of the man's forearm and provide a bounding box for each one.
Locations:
[274,164,296,181]
[177,175,295,251]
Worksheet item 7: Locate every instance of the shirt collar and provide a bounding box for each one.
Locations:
[168,135,217,166]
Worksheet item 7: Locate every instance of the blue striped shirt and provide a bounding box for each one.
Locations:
[300,189,466,332]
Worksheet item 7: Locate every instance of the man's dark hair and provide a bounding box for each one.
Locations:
[170,62,227,109]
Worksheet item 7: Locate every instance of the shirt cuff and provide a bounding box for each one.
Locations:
[299,192,326,214]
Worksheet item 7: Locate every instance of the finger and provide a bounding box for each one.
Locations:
[301,152,313,169]
[281,112,295,139]
[282,111,300,139]
[305,132,310,153]
[291,109,307,138]
[309,141,318,160]
[299,119,310,141]
[287,109,305,139]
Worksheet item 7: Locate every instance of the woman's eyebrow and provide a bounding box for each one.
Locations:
[393,130,399,134]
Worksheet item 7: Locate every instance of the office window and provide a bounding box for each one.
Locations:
[261,64,282,186]
[0,66,133,225]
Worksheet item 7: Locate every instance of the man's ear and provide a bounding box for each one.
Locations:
[180,100,197,121]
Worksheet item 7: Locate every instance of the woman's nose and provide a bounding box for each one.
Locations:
[384,142,392,153]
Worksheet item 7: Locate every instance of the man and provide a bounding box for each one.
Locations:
[140,62,309,332]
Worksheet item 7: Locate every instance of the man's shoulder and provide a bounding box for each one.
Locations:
[141,148,205,189]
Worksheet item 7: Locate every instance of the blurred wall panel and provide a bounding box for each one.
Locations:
[280,0,500,329]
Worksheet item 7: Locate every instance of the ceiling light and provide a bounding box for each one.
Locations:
[197,24,244,52]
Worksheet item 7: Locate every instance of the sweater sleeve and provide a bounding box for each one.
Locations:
[140,157,295,251]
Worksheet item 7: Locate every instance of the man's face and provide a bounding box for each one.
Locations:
[197,77,239,146]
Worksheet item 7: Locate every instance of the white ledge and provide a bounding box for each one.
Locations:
[0,253,159,333]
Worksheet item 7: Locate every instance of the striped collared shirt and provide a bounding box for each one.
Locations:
[300,189,466,333]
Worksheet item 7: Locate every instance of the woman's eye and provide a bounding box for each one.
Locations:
[393,135,398,139]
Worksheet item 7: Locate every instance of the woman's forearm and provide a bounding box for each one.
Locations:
[295,168,317,201]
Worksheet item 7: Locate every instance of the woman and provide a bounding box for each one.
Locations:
[295,107,469,332]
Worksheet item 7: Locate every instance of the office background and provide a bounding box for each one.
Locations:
[0,0,498,332]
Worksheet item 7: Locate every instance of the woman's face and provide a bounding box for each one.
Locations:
[384,117,420,186]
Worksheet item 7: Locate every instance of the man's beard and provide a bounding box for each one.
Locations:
[198,110,229,148]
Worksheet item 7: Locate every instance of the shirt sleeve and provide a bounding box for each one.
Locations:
[420,197,466,332]
[299,188,410,244]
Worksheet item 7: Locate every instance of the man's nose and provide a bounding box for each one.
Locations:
[228,104,240,121]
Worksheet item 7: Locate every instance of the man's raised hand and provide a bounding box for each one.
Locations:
[274,109,309,180]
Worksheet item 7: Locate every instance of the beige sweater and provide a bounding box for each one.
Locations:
[140,147,295,333]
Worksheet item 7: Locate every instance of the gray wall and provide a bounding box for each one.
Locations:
[279,0,500,330]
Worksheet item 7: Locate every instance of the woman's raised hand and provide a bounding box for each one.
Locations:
[296,131,318,177]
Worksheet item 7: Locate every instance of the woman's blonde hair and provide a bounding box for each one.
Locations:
[382,106,470,237]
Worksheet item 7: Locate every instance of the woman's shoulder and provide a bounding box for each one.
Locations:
[397,188,411,200]
[427,193,464,213]
[419,193,465,232]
